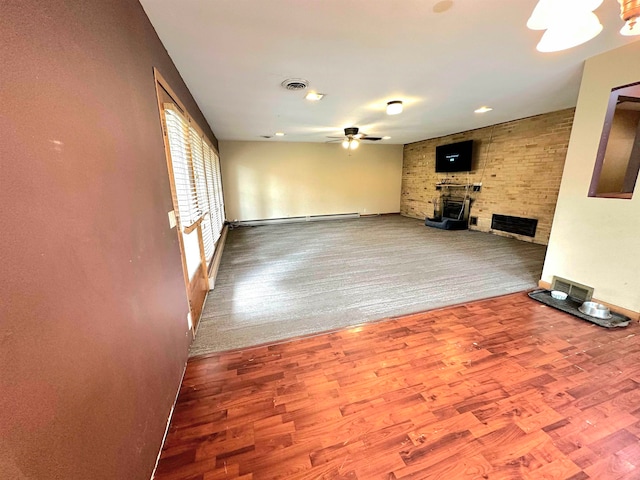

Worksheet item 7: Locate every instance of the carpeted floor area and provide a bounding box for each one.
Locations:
[190,214,546,356]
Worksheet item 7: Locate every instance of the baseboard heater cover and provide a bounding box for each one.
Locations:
[551,276,594,303]
[234,213,360,227]
[491,214,538,237]
[207,225,229,290]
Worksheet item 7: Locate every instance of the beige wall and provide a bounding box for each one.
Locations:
[220,141,403,221]
[542,41,640,314]
[401,109,575,245]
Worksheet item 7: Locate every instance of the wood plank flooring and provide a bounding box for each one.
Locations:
[154,293,640,480]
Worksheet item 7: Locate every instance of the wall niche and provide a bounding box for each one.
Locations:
[589,82,640,199]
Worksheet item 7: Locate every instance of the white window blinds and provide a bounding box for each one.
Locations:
[163,104,225,265]
[205,148,224,243]
[164,108,200,226]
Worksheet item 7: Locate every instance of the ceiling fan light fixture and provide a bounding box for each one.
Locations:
[620,17,640,34]
[536,11,602,52]
[382,136,391,140]
[350,139,359,150]
[585,0,605,10]
[528,0,603,30]
[619,0,640,35]
[342,139,350,149]
[386,100,403,115]
[527,0,557,30]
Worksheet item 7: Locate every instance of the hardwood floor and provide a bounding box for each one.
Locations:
[154,293,640,480]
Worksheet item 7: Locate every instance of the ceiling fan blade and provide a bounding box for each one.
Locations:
[328,126,385,142]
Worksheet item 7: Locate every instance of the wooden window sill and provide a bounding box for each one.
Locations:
[593,192,633,199]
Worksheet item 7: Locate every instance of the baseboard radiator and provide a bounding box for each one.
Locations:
[207,224,229,290]
[234,213,360,227]
[491,214,538,237]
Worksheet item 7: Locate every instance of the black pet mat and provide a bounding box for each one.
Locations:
[528,289,631,328]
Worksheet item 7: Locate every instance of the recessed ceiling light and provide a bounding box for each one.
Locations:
[474,106,493,113]
[275,132,285,136]
[305,92,325,101]
[386,100,403,115]
[382,136,391,140]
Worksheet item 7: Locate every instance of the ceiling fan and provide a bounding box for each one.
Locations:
[327,127,384,150]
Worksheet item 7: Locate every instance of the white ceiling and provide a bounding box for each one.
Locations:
[140,0,638,145]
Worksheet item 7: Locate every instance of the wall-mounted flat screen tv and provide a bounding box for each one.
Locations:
[435,140,473,172]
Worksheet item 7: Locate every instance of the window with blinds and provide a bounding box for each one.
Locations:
[163,104,225,265]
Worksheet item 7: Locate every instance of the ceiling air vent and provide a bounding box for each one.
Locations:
[551,276,594,303]
[281,78,308,91]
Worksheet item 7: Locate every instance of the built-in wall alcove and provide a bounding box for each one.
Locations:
[589,82,640,199]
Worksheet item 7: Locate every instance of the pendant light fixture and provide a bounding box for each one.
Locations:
[528,0,603,30]
[619,0,640,35]
[537,11,603,52]
[527,0,603,52]
[528,0,640,51]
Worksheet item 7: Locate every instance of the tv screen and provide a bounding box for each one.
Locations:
[435,140,473,172]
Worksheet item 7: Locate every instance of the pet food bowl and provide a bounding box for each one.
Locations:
[551,290,568,300]
[579,301,612,319]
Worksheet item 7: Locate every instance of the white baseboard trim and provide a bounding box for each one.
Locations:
[232,213,360,227]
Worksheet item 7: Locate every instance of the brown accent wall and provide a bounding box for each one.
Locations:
[401,109,575,244]
[0,1,217,479]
